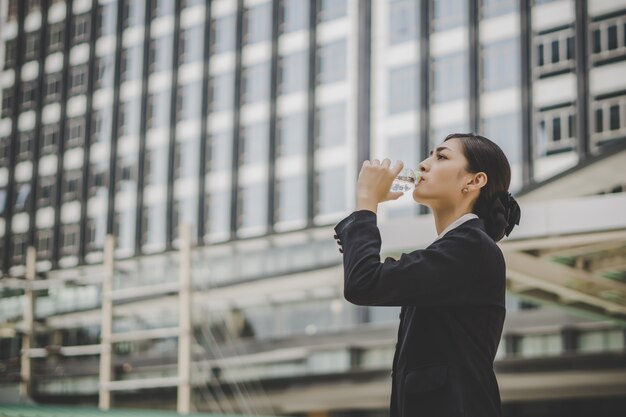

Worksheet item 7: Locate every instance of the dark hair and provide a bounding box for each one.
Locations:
[444,133,520,242]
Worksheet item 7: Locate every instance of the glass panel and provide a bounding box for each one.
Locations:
[210,72,235,112]
[276,175,306,223]
[211,14,236,54]
[317,166,346,215]
[240,122,269,165]
[432,0,467,31]
[389,64,418,114]
[389,0,418,45]
[207,190,231,236]
[550,39,559,64]
[277,112,307,157]
[239,183,268,229]
[279,51,308,95]
[281,0,308,33]
[244,2,272,45]
[319,0,347,22]
[608,25,618,50]
[482,38,520,91]
[595,108,604,133]
[208,131,233,171]
[432,52,468,103]
[180,24,204,64]
[481,0,516,19]
[317,40,347,84]
[242,61,271,104]
[317,102,346,148]
[609,104,620,130]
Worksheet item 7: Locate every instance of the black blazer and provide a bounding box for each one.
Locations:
[334,210,506,417]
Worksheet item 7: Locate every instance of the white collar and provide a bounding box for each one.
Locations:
[434,213,479,241]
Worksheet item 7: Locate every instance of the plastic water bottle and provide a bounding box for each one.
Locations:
[391,169,421,192]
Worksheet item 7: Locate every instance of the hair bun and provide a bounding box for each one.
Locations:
[487,191,521,241]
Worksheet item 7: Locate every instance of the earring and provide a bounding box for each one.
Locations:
[462,188,468,193]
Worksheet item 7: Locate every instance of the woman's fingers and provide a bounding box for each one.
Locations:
[381,158,391,168]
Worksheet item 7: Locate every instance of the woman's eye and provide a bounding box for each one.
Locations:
[436,154,445,160]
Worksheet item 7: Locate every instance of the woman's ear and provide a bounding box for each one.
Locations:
[467,172,488,191]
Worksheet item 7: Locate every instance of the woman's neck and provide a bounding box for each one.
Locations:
[432,206,474,236]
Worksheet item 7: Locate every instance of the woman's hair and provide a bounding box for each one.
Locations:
[444,133,517,242]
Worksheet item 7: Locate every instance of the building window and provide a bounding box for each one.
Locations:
[17,131,35,161]
[91,109,112,144]
[88,167,108,198]
[179,25,204,64]
[514,333,563,358]
[481,38,520,92]
[118,100,141,137]
[316,102,346,148]
[205,191,230,237]
[590,15,626,64]
[66,117,85,148]
[69,64,88,96]
[210,14,236,55]
[146,91,171,129]
[11,233,28,265]
[26,0,41,13]
[173,139,200,180]
[4,39,17,69]
[97,3,118,38]
[44,72,62,103]
[149,35,174,74]
[36,228,54,259]
[534,28,575,76]
[123,0,144,29]
[209,72,235,112]
[315,166,346,215]
[431,0,467,31]
[591,94,626,148]
[0,138,9,167]
[1,88,13,117]
[318,0,347,22]
[37,175,56,208]
[387,134,418,171]
[389,0,418,45]
[243,2,272,45]
[237,183,268,230]
[72,13,91,45]
[24,32,40,62]
[150,0,175,20]
[480,0,517,19]
[280,0,308,34]
[317,40,347,84]
[95,55,115,89]
[8,0,18,21]
[21,81,37,111]
[432,52,468,103]
[14,183,31,212]
[275,175,306,223]
[277,112,307,157]
[143,146,168,186]
[535,104,576,157]
[278,51,308,95]
[48,22,64,53]
[207,131,233,172]
[120,45,143,82]
[61,223,80,256]
[42,125,59,154]
[578,329,625,353]
[388,64,418,114]
[176,81,203,122]
[240,122,269,165]
[241,62,271,104]
[62,169,82,202]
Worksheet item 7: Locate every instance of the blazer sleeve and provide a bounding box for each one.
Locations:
[334,210,490,307]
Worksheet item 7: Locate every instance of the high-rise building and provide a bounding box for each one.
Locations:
[1,1,625,416]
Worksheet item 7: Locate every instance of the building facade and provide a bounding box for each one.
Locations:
[1,0,626,416]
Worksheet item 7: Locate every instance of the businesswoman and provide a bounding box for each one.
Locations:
[333,133,521,417]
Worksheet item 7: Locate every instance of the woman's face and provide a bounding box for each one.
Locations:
[412,138,474,208]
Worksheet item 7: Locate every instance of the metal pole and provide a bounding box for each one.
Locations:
[19,246,36,400]
[178,223,192,414]
[99,234,114,410]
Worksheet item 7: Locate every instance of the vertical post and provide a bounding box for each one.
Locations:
[19,246,36,400]
[178,223,192,414]
[99,234,114,410]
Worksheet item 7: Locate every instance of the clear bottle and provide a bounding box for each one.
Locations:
[391,168,421,192]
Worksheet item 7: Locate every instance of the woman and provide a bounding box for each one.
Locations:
[333,133,521,417]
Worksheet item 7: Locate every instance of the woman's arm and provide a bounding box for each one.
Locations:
[334,210,499,307]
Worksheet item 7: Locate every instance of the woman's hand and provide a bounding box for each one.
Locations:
[356,158,404,213]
